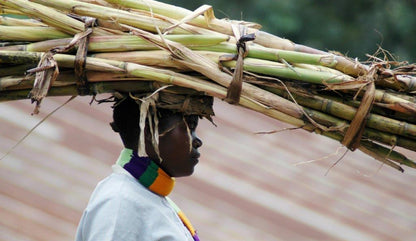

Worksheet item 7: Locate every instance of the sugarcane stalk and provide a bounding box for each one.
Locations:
[298,103,416,151]
[103,0,208,28]
[0,80,157,101]
[341,89,416,116]
[0,64,37,77]
[92,50,189,70]
[364,129,416,152]
[315,122,415,171]
[0,38,73,52]
[103,0,255,39]
[321,86,416,115]
[358,143,404,172]
[88,35,229,52]
[386,91,416,103]
[0,26,71,41]
[0,34,229,52]
[0,87,74,101]
[378,74,416,93]
[29,0,223,36]
[301,106,416,151]
[0,76,30,89]
[293,63,354,76]
[359,88,416,115]
[194,43,364,76]
[359,141,416,169]
[321,131,414,171]
[217,56,354,84]
[396,75,416,93]
[0,0,86,35]
[0,50,42,64]
[318,92,416,125]
[1,69,92,90]
[0,16,46,26]
[384,112,416,125]
[0,6,25,15]
[263,85,416,140]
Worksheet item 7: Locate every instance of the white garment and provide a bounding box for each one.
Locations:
[75,165,193,241]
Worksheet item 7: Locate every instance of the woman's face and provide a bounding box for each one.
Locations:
[146,113,202,177]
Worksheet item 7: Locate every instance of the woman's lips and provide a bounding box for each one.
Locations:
[191,151,200,163]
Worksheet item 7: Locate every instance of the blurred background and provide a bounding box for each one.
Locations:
[1,1,416,241]
[1,96,416,241]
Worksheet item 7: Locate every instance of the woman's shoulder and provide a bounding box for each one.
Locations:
[89,173,165,208]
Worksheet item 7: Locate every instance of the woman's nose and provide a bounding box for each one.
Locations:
[192,134,202,148]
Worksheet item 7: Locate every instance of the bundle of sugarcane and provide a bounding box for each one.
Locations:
[1,0,415,172]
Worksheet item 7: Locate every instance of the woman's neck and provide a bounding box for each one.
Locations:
[116,148,175,196]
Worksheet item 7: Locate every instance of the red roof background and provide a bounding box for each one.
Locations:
[0,96,415,241]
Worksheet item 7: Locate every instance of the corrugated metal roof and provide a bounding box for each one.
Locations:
[0,96,415,241]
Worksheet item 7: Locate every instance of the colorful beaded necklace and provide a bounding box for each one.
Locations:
[117,148,200,241]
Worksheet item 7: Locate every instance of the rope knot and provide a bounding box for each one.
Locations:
[225,24,256,104]
[341,66,377,150]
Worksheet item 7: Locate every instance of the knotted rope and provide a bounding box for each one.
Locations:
[341,67,377,150]
[224,24,256,104]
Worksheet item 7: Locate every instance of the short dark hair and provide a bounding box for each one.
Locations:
[111,96,141,150]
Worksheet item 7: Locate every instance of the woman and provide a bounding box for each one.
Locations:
[76,93,214,241]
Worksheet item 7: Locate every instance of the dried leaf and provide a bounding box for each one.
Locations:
[28,52,59,114]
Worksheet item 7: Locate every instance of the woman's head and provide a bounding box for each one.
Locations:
[111,96,203,177]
